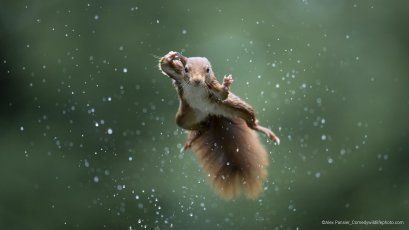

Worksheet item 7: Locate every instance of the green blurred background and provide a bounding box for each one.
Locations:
[1,0,408,229]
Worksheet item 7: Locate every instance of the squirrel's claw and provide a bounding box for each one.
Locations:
[252,124,280,145]
[160,51,184,80]
[266,131,280,145]
[181,142,191,152]
[223,74,234,88]
[164,51,187,66]
[166,51,178,60]
[272,136,280,145]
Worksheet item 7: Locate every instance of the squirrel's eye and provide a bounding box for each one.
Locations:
[206,68,210,73]
[184,67,189,73]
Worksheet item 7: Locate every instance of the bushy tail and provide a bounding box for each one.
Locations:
[189,116,269,199]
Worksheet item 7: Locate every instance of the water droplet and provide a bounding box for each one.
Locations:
[328,158,333,164]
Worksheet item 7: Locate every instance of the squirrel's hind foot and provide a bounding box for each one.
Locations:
[252,125,280,145]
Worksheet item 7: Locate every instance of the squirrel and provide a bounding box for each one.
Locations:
[159,51,280,199]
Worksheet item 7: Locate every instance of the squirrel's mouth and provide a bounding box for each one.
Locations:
[190,79,202,86]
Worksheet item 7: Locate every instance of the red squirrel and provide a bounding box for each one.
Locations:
[159,51,280,199]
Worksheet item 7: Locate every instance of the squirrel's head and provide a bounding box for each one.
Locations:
[182,57,213,86]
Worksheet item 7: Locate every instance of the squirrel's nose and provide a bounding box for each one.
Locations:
[192,79,201,85]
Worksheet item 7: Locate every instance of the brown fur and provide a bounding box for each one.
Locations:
[189,116,268,199]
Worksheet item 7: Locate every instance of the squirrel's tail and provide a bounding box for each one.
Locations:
[189,116,268,199]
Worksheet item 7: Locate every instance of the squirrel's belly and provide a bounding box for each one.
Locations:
[183,85,230,119]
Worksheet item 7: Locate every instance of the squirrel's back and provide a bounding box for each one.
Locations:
[189,115,268,199]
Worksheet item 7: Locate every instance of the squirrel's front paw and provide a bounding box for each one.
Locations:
[160,51,182,68]
[223,74,234,88]
[163,51,178,63]
[159,51,184,79]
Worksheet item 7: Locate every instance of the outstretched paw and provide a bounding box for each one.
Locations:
[159,51,184,80]
[165,51,179,62]
[223,74,234,88]
[269,133,280,145]
[263,127,280,145]
[262,128,280,145]
[253,123,280,145]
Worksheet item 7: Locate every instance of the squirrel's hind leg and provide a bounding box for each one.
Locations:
[241,112,280,144]
[251,123,280,145]
[222,99,280,144]
[182,130,203,151]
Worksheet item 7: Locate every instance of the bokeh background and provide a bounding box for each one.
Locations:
[1,0,408,229]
